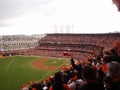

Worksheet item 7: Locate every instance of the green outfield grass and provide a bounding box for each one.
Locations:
[43,58,65,66]
[0,56,68,90]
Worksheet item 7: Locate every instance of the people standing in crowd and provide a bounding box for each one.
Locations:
[80,65,104,90]
[49,71,70,90]
[67,70,83,90]
[106,61,120,90]
[71,58,82,79]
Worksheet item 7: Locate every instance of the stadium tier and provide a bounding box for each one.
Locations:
[0,33,120,60]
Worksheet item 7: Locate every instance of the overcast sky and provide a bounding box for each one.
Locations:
[0,0,120,35]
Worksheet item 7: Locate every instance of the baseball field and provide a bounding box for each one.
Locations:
[0,56,69,90]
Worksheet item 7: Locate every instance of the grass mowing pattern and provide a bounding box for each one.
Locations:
[0,56,68,90]
[0,56,49,90]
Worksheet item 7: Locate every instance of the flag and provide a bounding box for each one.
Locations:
[62,51,73,56]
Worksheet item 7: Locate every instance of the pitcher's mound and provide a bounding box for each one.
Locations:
[31,60,59,70]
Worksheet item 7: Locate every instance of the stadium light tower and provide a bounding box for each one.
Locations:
[71,24,74,33]
[54,25,58,33]
[66,24,69,33]
[60,24,64,33]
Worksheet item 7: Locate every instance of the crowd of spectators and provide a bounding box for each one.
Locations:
[22,43,120,90]
[20,33,120,90]
[21,33,120,60]
[39,33,120,47]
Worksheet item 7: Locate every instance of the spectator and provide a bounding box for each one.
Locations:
[106,61,120,90]
[71,58,82,79]
[103,76,113,90]
[49,71,70,90]
[80,65,104,90]
[67,70,83,90]
[107,61,120,77]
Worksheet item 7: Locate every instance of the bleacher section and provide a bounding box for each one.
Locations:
[22,33,120,61]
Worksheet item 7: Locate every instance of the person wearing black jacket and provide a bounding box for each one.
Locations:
[71,58,82,79]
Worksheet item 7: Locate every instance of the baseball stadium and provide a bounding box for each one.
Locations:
[1,0,120,90]
[0,33,120,90]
